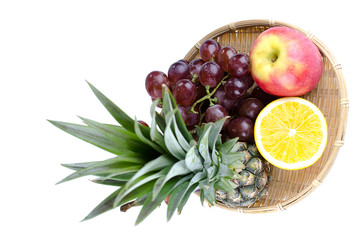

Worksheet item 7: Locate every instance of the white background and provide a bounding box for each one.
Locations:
[1,0,360,239]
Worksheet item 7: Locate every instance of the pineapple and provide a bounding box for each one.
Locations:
[50,82,270,224]
[216,142,271,208]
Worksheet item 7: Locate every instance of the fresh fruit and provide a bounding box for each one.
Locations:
[249,26,323,97]
[178,59,189,65]
[217,46,237,72]
[172,79,197,106]
[189,58,205,77]
[216,142,270,207]
[241,73,255,89]
[204,104,229,125]
[224,77,248,99]
[138,120,149,127]
[199,61,224,88]
[249,86,278,105]
[254,97,328,170]
[50,84,266,224]
[227,117,254,142]
[199,39,221,61]
[168,61,192,84]
[196,84,207,100]
[178,105,200,127]
[238,98,264,120]
[228,53,250,78]
[145,71,170,99]
[214,85,239,112]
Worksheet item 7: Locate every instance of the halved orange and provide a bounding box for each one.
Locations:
[254,97,328,170]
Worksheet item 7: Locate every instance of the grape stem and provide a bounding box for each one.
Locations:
[190,74,230,114]
[191,74,199,83]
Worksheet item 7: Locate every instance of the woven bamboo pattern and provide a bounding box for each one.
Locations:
[184,19,348,213]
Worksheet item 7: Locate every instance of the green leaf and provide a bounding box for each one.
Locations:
[48,120,125,155]
[199,189,205,206]
[167,181,189,221]
[162,85,193,142]
[135,177,180,225]
[220,151,245,165]
[152,160,191,200]
[87,81,135,132]
[185,145,203,172]
[114,166,172,207]
[61,161,99,171]
[126,154,174,188]
[175,170,206,212]
[199,179,216,206]
[229,160,245,169]
[215,134,222,148]
[215,178,235,193]
[150,99,161,141]
[216,137,239,153]
[148,99,168,151]
[208,118,226,150]
[57,154,143,184]
[206,166,217,180]
[217,163,234,178]
[208,118,226,165]
[62,163,136,180]
[164,110,186,160]
[172,117,191,152]
[177,183,198,214]
[91,178,127,187]
[197,124,212,168]
[115,180,156,210]
[79,117,156,155]
[134,117,166,154]
[106,173,135,181]
[156,112,166,133]
[83,180,155,222]
[81,188,122,221]
[177,170,206,214]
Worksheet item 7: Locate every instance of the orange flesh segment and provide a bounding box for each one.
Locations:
[260,101,324,164]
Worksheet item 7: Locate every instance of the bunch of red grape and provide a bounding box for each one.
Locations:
[145,39,277,143]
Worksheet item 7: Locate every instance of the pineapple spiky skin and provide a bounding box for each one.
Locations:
[216,142,271,208]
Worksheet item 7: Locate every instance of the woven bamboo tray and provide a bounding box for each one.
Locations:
[185,19,349,213]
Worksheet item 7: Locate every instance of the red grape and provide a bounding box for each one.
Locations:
[205,104,230,127]
[178,59,189,65]
[199,39,221,61]
[145,71,170,99]
[199,61,224,88]
[189,58,205,77]
[178,105,200,128]
[217,46,237,72]
[238,98,264,120]
[138,120,149,127]
[228,53,250,78]
[226,117,254,142]
[172,79,197,106]
[196,84,207,100]
[214,85,239,112]
[224,77,248,99]
[250,86,278,105]
[168,61,192,84]
[242,73,255,89]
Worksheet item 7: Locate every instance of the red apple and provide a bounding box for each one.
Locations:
[249,27,323,97]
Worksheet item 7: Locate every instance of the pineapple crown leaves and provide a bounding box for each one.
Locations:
[49,82,246,225]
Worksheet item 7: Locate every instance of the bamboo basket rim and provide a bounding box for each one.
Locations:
[184,19,349,213]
